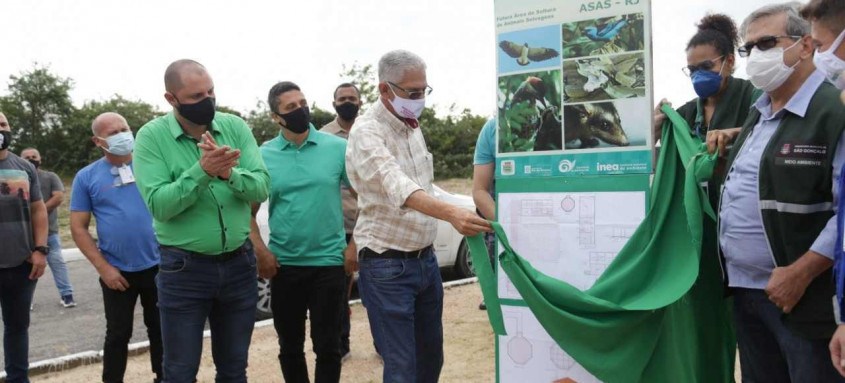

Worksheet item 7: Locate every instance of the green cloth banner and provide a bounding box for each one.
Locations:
[468,105,735,382]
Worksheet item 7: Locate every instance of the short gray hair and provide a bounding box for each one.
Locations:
[377,50,427,83]
[740,2,811,41]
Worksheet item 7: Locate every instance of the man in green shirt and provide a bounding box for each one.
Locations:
[133,59,269,383]
[248,81,351,383]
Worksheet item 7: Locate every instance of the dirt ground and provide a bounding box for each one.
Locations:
[33,284,495,383]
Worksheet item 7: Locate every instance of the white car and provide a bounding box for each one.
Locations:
[255,184,476,319]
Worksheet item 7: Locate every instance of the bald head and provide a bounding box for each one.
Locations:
[164,59,207,93]
[91,112,129,137]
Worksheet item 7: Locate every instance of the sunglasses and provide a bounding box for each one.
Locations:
[387,82,433,100]
[738,35,802,57]
[682,56,724,77]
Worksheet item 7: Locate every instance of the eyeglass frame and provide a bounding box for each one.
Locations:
[738,35,802,57]
[681,55,725,77]
[386,81,433,100]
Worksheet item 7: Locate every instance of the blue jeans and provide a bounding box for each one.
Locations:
[46,233,73,298]
[733,288,845,383]
[358,248,444,383]
[156,243,258,383]
[0,263,38,383]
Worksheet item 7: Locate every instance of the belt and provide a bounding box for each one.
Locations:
[161,241,251,262]
[360,245,433,259]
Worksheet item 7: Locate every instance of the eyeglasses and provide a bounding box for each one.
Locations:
[738,35,802,57]
[682,56,724,77]
[387,81,433,100]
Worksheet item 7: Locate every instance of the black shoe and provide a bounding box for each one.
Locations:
[479,301,487,310]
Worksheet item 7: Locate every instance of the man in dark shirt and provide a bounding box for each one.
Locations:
[20,147,76,308]
[0,112,49,382]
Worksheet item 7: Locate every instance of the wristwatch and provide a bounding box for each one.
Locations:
[32,246,50,255]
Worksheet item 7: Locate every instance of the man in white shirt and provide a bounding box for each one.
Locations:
[346,49,491,383]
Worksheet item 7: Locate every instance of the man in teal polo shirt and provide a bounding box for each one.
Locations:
[248,81,350,383]
[133,59,270,383]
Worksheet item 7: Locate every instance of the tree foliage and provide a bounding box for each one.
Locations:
[0,64,487,180]
[339,62,379,109]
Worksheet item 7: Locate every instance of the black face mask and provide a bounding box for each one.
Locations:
[276,107,311,134]
[27,159,40,168]
[334,102,360,121]
[175,96,216,126]
[0,130,11,151]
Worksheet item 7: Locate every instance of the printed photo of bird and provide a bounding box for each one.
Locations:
[511,76,548,108]
[584,18,628,42]
[499,41,560,66]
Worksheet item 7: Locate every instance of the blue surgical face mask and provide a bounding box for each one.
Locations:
[102,131,134,156]
[691,63,725,99]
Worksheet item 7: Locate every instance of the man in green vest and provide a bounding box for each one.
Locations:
[800,0,845,377]
[706,3,845,381]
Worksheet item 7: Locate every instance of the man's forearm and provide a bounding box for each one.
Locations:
[31,201,48,246]
[71,227,111,270]
[45,193,63,212]
[473,190,496,220]
[792,250,834,283]
[405,190,459,222]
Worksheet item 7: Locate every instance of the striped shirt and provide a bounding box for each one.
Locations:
[345,99,436,253]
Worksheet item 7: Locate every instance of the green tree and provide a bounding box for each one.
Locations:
[56,95,161,174]
[217,105,243,118]
[0,65,75,155]
[311,103,335,129]
[339,62,379,108]
[421,106,486,179]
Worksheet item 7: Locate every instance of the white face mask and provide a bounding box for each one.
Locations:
[746,39,802,93]
[101,131,135,156]
[813,28,845,89]
[387,85,426,120]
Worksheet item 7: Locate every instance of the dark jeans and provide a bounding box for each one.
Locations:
[340,274,351,356]
[733,288,845,383]
[272,265,345,383]
[341,233,353,357]
[100,266,162,383]
[156,244,258,383]
[0,263,37,383]
[358,248,444,383]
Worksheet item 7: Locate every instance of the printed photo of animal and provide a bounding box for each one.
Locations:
[563,103,629,149]
[561,13,644,59]
[497,24,563,74]
[499,41,559,66]
[563,53,646,103]
[497,70,563,153]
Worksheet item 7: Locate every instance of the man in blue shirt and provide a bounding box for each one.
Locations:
[70,112,162,383]
[801,0,845,376]
[472,118,496,310]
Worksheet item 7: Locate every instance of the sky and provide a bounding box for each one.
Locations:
[0,0,780,119]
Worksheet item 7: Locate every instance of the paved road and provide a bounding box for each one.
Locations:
[0,250,463,366]
[0,252,155,364]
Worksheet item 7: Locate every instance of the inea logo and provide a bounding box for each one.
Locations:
[596,162,620,172]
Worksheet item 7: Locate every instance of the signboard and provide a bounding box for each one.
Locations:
[495,0,653,178]
[492,0,653,381]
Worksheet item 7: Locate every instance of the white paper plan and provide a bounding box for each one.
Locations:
[497,191,646,299]
[499,305,601,383]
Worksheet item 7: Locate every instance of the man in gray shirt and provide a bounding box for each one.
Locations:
[21,147,76,308]
[0,112,49,382]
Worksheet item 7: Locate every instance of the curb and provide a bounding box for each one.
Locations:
[11,277,479,379]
